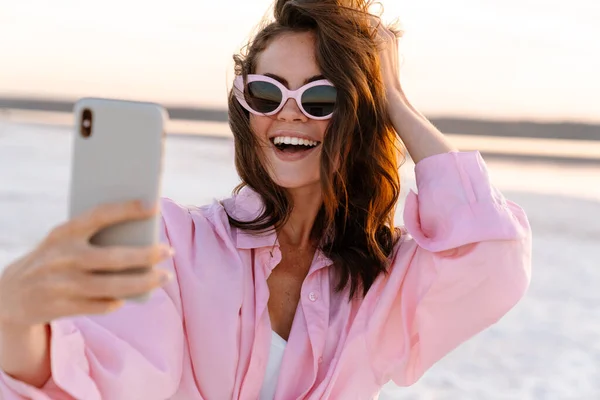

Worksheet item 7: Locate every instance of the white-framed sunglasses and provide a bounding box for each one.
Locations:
[233,74,337,120]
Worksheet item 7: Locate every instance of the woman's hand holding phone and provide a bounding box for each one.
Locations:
[0,199,173,330]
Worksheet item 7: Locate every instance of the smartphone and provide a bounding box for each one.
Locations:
[69,98,168,301]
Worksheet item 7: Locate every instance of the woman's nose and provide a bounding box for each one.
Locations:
[277,98,308,122]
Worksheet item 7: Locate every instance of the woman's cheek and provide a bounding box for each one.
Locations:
[249,115,272,139]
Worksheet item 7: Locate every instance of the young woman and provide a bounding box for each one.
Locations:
[0,0,531,399]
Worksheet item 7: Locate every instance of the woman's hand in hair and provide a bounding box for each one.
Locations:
[370,16,458,162]
[371,17,403,101]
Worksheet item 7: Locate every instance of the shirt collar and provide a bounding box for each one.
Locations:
[222,186,278,250]
[223,187,333,269]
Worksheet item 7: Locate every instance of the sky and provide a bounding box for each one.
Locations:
[0,0,598,123]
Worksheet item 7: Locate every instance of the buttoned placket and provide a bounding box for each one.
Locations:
[292,251,331,399]
[238,245,282,400]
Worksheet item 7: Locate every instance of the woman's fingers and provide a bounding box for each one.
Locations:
[75,244,174,273]
[0,198,173,327]
[48,200,158,242]
[67,268,173,300]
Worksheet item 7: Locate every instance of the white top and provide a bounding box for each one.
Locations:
[259,330,288,400]
[257,330,404,400]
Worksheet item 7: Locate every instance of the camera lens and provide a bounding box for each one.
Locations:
[80,108,93,138]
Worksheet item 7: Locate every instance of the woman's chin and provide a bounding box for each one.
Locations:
[264,152,321,190]
[270,174,320,190]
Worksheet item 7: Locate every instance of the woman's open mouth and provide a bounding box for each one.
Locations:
[270,136,321,161]
[271,137,320,152]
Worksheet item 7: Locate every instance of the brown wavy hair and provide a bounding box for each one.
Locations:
[226,0,405,300]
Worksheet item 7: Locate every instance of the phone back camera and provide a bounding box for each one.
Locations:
[80,108,93,138]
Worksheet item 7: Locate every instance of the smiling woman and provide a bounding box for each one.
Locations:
[0,0,531,399]
[227,4,404,301]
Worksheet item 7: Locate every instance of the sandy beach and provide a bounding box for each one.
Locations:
[1,119,599,399]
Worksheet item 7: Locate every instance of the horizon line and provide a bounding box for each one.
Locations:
[1,95,599,141]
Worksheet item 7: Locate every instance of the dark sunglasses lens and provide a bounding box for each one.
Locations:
[245,81,282,113]
[301,85,337,117]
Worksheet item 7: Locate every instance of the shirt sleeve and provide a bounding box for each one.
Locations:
[366,151,532,387]
[0,198,189,400]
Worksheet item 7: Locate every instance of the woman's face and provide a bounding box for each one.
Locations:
[250,31,330,190]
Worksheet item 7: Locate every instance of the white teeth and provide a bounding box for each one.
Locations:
[273,136,318,147]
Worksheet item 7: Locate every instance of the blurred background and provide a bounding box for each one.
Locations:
[1,0,599,399]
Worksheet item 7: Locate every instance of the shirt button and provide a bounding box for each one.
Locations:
[318,356,323,364]
[308,292,319,302]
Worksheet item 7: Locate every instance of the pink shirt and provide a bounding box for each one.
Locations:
[0,151,532,399]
